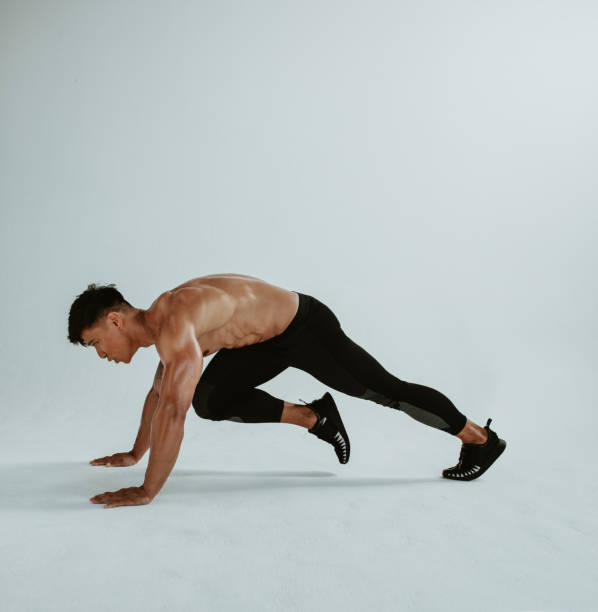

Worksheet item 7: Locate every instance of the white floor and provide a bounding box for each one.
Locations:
[3,0,598,609]
[2,397,595,612]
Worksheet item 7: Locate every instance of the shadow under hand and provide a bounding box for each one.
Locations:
[0,461,440,510]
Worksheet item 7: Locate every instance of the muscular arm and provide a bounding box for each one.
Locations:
[130,362,164,462]
[142,310,204,499]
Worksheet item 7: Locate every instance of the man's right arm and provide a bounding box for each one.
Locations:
[131,362,164,462]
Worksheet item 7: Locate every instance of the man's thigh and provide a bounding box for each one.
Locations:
[203,342,289,388]
[192,342,289,418]
[282,297,404,400]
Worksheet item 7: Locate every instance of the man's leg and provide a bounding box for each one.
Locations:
[192,343,298,424]
[280,401,320,428]
[283,296,486,442]
[454,418,488,444]
[283,400,486,442]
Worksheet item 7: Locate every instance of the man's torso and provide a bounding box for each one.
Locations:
[147,273,300,358]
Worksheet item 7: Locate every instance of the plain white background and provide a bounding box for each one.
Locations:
[1,1,596,611]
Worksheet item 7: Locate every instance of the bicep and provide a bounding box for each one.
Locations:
[160,353,203,405]
[156,318,204,411]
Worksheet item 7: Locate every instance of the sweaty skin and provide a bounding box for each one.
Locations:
[87,274,301,508]
[149,272,300,361]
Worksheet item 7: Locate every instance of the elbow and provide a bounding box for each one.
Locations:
[155,400,190,423]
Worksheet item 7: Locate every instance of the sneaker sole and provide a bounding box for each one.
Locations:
[442,438,507,481]
[323,392,351,464]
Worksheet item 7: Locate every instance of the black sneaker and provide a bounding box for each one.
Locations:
[299,392,350,464]
[442,418,506,481]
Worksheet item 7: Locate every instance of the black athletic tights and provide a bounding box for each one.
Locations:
[191,291,468,436]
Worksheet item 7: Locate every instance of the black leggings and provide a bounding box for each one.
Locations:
[192,292,468,436]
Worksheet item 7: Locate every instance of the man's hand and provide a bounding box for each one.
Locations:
[89,451,137,467]
[90,485,152,508]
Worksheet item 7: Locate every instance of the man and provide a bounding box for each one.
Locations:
[68,273,506,508]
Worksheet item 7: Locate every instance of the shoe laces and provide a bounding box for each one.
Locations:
[458,418,493,465]
[458,444,470,466]
[299,398,320,416]
[299,398,322,428]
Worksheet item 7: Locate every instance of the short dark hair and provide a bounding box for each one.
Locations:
[68,283,133,346]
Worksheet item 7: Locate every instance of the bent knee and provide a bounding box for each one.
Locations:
[192,381,229,421]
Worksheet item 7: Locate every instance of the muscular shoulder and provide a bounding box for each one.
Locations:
[154,287,235,355]
[153,303,198,364]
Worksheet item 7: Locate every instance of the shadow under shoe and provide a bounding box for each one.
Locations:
[299,392,350,464]
[443,418,507,481]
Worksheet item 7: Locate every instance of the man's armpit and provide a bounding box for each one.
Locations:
[153,361,165,394]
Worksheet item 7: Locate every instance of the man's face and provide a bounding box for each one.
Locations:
[82,313,131,364]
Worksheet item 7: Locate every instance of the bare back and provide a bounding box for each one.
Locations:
[147,273,300,357]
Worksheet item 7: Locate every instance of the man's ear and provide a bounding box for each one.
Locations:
[107,312,123,329]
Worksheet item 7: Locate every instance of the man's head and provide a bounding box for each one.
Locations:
[68,283,137,363]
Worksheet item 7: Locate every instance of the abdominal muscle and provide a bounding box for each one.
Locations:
[155,273,300,357]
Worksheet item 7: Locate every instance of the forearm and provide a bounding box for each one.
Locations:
[131,387,160,461]
[142,406,185,499]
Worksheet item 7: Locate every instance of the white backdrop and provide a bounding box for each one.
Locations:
[1,1,596,611]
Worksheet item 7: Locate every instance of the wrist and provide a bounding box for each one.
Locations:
[142,482,158,500]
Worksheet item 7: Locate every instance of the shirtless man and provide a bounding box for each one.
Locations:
[68,273,506,508]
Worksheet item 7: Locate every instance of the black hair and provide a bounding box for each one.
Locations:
[67,283,133,346]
